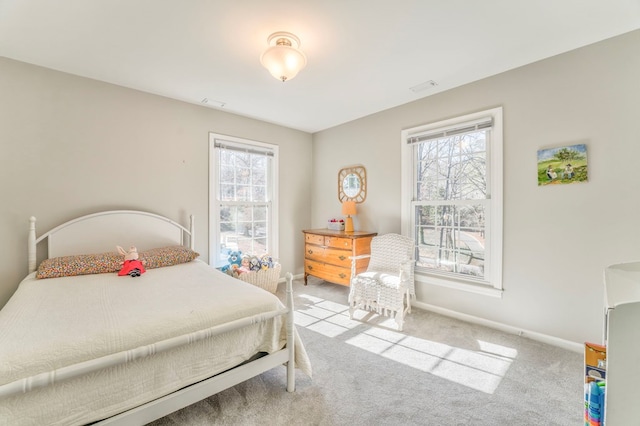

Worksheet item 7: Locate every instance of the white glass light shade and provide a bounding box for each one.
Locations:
[260,32,307,82]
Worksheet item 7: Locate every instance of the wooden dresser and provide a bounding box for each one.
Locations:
[302,229,377,286]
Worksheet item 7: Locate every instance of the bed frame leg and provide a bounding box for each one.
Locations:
[285,272,295,392]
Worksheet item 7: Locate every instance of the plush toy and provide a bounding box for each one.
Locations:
[249,255,261,271]
[227,251,242,268]
[117,245,146,277]
[260,254,274,270]
[223,251,243,277]
[237,255,251,274]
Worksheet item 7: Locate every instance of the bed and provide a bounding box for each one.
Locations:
[0,210,311,425]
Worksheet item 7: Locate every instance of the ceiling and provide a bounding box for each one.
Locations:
[1,1,639,133]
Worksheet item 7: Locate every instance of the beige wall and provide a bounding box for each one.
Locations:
[2,29,639,346]
[312,30,640,345]
[0,57,313,308]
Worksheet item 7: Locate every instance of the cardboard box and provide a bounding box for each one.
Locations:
[585,342,606,382]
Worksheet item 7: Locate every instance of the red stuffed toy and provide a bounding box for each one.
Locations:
[117,245,146,277]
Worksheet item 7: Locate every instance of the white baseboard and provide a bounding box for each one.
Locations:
[412,300,584,354]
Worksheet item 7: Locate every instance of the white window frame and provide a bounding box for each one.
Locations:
[401,107,503,297]
[208,133,279,268]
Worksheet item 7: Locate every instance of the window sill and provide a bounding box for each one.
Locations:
[415,272,503,298]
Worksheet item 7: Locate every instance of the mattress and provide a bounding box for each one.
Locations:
[0,260,310,425]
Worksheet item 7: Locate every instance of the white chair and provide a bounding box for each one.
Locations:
[348,233,415,331]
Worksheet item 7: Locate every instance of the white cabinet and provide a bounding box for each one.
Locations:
[603,261,640,424]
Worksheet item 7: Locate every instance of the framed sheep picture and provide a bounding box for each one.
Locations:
[537,143,588,186]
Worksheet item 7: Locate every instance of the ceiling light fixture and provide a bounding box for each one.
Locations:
[260,31,307,82]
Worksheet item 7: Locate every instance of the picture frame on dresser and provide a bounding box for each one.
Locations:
[302,229,377,286]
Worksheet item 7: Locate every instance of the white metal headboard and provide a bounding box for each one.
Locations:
[28,210,195,273]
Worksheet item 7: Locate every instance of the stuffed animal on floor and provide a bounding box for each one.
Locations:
[117,245,146,277]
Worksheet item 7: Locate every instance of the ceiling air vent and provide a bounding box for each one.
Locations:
[409,80,438,93]
[201,98,226,108]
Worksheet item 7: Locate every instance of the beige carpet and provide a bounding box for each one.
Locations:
[149,277,583,426]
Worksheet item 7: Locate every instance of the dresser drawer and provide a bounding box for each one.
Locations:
[305,233,325,245]
[305,233,353,251]
[325,236,352,250]
[304,259,350,286]
[305,244,351,268]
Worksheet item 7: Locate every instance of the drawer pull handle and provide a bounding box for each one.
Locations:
[339,273,346,279]
[338,255,346,261]
[307,265,313,270]
[308,249,313,255]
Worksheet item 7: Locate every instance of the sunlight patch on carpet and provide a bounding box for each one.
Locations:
[344,330,514,394]
[295,292,516,394]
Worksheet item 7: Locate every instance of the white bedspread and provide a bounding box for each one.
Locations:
[0,260,310,425]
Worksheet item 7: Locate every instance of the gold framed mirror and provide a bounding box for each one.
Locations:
[338,165,366,203]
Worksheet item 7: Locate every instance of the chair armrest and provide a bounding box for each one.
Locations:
[349,254,371,261]
[349,254,371,283]
[400,259,414,267]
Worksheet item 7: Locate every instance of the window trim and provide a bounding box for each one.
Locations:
[401,107,503,297]
[208,133,279,267]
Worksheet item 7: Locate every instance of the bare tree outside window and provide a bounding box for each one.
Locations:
[218,149,270,257]
[403,107,502,291]
[415,130,488,279]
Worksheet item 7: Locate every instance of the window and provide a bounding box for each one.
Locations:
[209,133,278,268]
[401,107,503,296]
